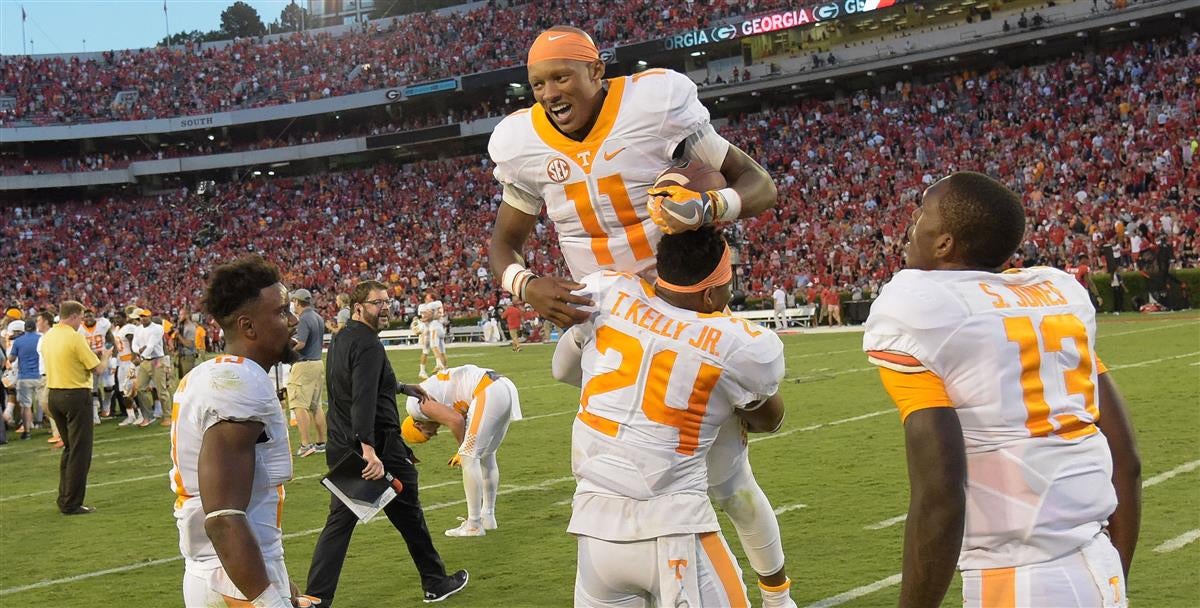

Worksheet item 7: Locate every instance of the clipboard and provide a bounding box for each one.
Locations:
[319,451,404,522]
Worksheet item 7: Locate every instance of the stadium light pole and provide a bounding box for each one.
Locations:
[21,5,27,55]
[163,1,172,45]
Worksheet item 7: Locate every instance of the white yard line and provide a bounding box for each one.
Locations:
[105,456,154,465]
[864,514,907,530]
[521,410,576,422]
[0,476,575,596]
[1153,529,1200,554]
[1099,321,1199,339]
[805,574,904,608]
[0,556,185,597]
[773,503,807,515]
[0,473,165,503]
[749,410,892,444]
[827,458,1200,605]
[1142,459,1200,488]
[1107,351,1200,370]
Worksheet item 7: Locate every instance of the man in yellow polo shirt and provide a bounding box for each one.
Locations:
[42,300,107,515]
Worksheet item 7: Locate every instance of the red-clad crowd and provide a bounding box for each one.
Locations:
[3,36,1196,320]
[2,0,786,126]
[1,96,524,176]
[729,35,1198,298]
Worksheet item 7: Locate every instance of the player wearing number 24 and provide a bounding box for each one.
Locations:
[863,172,1141,608]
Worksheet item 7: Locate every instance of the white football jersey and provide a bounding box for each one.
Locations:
[79,318,111,353]
[428,300,446,321]
[115,323,137,363]
[863,267,1116,570]
[169,355,293,570]
[406,364,498,420]
[489,69,712,281]
[567,272,784,541]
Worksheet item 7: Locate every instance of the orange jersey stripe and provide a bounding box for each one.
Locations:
[981,567,1016,608]
[699,532,748,608]
[275,485,285,529]
[866,350,923,368]
[877,368,954,423]
[466,374,495,438]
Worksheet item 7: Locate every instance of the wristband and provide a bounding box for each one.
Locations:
[500,263,525,294]
[501,263,538,299]
[205,509,247,520]
[711,188,743,223]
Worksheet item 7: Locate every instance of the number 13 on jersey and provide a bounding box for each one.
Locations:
[1004,313,1099,440]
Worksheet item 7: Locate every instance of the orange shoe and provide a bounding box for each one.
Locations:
[47,435,61,444]
[160,419,172,427]
[52,439,64,449]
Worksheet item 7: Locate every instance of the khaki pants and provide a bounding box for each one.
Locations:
[136,358,173,418]
[176,354,197,381]
[288,360,324,412]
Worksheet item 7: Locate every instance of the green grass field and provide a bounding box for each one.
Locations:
[1,313,1197,607]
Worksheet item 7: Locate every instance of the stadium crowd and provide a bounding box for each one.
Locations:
[3,36,1196,323]
[2,0,792,126]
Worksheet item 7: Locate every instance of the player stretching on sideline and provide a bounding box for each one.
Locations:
[864,172,1141,607]
[400,365,522,537]
[488,26,795,606]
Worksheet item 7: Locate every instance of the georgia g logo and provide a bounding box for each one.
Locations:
[546,157,571,183]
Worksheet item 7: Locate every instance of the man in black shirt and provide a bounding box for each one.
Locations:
[305,280,469,605]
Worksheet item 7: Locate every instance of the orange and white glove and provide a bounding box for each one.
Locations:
[294,594,323,608]
[646,185,730,234]
[290,579,322,607]
[448,453,462,468]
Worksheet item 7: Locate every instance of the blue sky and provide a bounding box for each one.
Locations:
[2,0,299,56]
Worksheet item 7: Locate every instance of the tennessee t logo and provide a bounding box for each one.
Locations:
[668,559,688,580]
[576,150,592,168]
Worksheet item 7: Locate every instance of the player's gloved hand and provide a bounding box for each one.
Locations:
[524,276,593,329]
[289,581,322,607]
[646,185,728,234]
[448,453,462,468]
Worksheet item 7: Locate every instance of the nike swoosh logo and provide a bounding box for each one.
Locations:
[603,147,626,162]
[662,202,700,226]
[548,34,569,41]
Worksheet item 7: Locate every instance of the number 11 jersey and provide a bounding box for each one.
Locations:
[488,69,711,281]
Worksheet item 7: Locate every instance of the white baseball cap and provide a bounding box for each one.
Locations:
[7,320,24,333]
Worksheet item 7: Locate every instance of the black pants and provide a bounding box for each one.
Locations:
[306,432,447,605]
[47,388,93,513]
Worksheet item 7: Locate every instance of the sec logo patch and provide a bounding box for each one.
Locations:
[546,157,571,183]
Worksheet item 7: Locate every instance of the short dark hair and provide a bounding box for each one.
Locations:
[37,311,54,326]
[203,256,281,329]
[351,280,388,305]
[937,172,1026,269]
[656,226,728,286]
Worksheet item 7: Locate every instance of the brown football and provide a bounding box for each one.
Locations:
[653,160,727,192]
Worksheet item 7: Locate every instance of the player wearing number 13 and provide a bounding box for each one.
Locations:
[863,172,1141,608]
[567,228,787,608]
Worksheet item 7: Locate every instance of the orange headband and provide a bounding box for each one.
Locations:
[527,30,600,66]
[656,245,733,293]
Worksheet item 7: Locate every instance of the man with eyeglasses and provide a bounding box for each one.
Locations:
[305,280,469,606]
